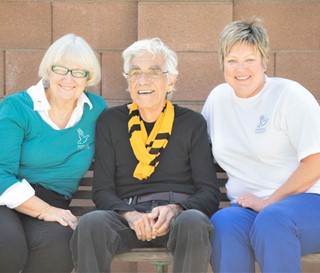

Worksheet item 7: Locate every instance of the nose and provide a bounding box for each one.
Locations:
[62,71,74,80]
[136,72,149,83]
[236,62,246,70]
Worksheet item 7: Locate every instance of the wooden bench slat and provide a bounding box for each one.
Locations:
[301,253,320,263]
[114,248,172,263]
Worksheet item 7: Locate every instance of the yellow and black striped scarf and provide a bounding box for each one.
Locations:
[128,101,174,180]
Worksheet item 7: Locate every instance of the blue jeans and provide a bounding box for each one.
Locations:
[71,207,213,273]
[211,193,320,273]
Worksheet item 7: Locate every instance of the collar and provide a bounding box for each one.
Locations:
[27,79,93,111]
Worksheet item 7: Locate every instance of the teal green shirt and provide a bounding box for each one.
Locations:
[0,91,106,197]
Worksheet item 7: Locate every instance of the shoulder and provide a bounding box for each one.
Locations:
[98,104,129,122]
[84,91,106,109]
[0,91,31,111]
[267,77,316,102]
[205,83,233,103]
[173,104,207,127]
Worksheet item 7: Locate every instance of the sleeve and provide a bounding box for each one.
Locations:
[92,111,134,211]
[178,116,221,217]
[0,180,35,208]
[201,92,212,134]
[0,99,35,207]
[282,84,320,160]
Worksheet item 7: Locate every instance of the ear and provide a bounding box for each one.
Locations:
[166,76,177,92]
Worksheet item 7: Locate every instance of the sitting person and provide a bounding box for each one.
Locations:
[0,33,106,273]
[202,18,320,273]
[70,38,221,273]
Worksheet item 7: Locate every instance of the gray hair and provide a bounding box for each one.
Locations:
[38,33,101,86]
[122,38,178,98]
[218,18,270,70]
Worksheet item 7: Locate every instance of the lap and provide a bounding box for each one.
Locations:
[212,193,320,253]
[0,206,28,253]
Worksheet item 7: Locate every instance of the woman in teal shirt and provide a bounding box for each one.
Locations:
[0,34,106,273]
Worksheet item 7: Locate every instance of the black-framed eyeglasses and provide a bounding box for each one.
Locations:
[51,65,89,78]
[124,68,168,81]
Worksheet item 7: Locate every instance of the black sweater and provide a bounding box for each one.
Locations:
[92,104,221,217]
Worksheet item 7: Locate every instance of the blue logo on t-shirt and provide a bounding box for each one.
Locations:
[255,115,269,134]
[77,128,90,150]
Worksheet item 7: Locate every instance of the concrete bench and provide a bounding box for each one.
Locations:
[69,163,320,273]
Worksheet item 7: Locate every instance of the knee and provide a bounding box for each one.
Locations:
[78,210,110,230]
[176,209,210,225]
[174,209,213,234]
[76,210,118,237]
[254,205,294,230]
[211,207,241,233]
[251,204,295,241]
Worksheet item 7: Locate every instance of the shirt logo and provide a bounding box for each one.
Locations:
[255,115,269,134]
[77,128,90,150]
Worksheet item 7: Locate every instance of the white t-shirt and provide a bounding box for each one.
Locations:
[202,77,320,202]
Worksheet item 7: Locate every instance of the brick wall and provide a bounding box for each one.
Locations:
[1,2,320,272]
[1,0,319,111]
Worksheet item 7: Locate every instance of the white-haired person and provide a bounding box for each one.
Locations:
[202,18,320,273]
[0,34,106,273]
[70,38,221,273]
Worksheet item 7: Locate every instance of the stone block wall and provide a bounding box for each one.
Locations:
[0,0,319,111]
[1,2,320,272]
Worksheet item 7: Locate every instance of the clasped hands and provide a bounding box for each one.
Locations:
[122,204,182,241]
[237,193,270,212]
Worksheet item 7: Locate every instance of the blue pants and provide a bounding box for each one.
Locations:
[211,193,320,273]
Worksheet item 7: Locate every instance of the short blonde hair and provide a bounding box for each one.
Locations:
[38,34,101,86]
[218,18,270,69]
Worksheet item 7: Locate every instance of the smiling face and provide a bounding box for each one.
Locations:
[47,63,88,104]
[127,52,176,121]
[224,42,267,98]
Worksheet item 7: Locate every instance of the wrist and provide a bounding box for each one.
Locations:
[37,205,51,219]
[168,204,183,215]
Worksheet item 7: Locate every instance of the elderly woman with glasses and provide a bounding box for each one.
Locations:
[70,38,221,273]
[202,18,320,273]
[0,34,106,273]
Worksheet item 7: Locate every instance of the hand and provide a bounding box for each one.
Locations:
[149,204,182,238]
[121,211,155,241]
[38,206,78,230]
[237,194,269,212]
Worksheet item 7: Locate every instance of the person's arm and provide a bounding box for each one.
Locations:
[15,195,78,229]
[92,109,134,211]
[177,115,221,217]
[239,85,320,211]
[239,153,320,211]
[0,97,78,229]
[269,153,320,201]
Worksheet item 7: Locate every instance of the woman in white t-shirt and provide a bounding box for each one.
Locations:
[202,18,320,273]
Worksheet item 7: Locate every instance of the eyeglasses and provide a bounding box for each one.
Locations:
[51,65,89,78]
[124,68,168,81]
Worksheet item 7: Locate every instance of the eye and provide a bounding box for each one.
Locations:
[129,70,142,77]
[148,69,162,77]
[226,59,237,64]
[72,70,88,78]
[52,66,68,75]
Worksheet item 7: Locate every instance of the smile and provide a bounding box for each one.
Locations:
[60,84,75,90]
[235,76,250,80]
[138,90,154,94]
